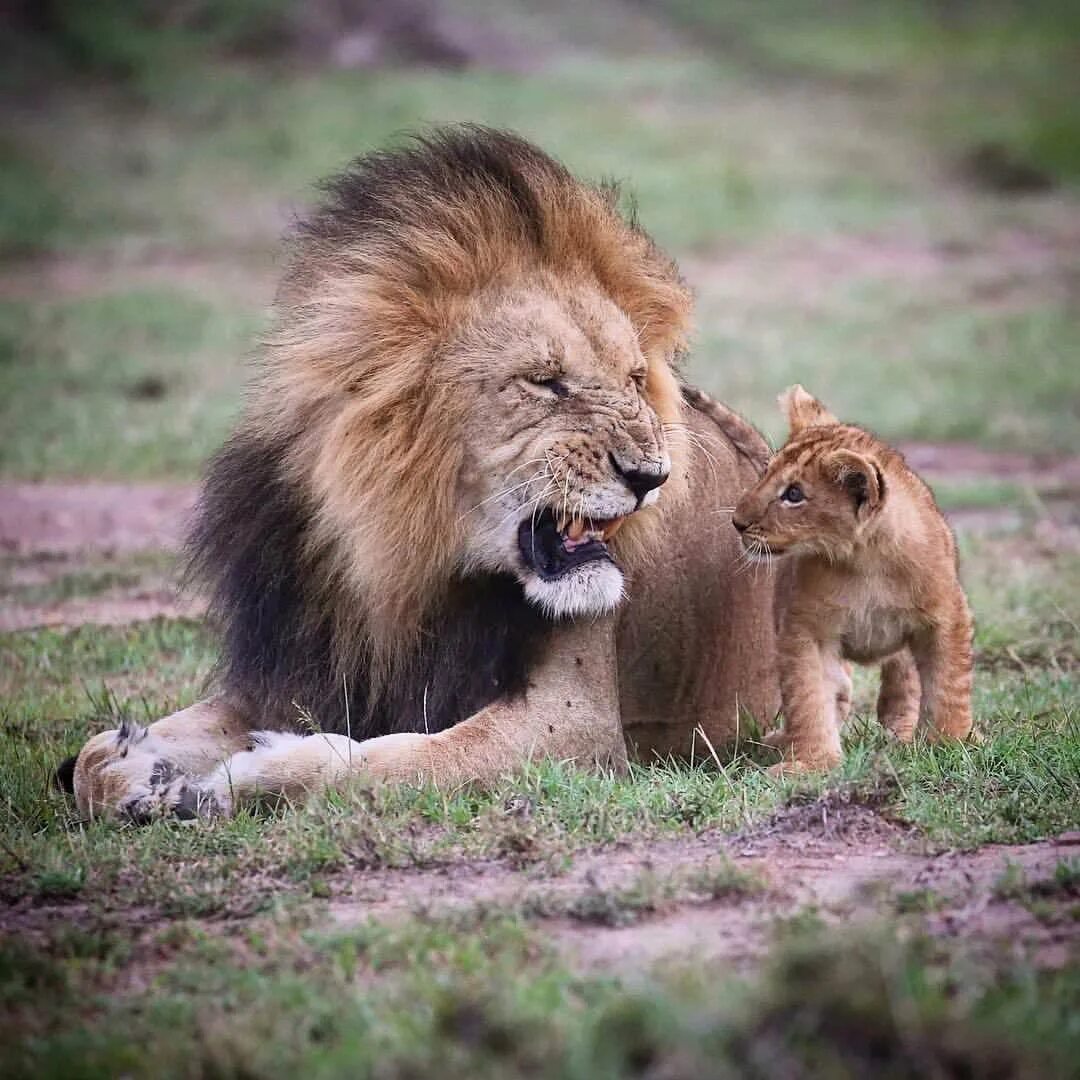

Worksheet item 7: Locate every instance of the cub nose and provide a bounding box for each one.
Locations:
[610,455,668,502]
[731,516,749,534]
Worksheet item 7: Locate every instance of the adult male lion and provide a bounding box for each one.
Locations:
[70,127,781,820]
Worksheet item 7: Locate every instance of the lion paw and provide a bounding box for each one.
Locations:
[118,760,225,823]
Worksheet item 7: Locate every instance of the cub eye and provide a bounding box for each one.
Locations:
[630,369,647,389]
[529,375,570,399]
[780,483,805,505]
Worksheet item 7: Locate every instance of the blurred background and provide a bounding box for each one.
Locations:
[2,0,1078,478]
[0,0,1076,526]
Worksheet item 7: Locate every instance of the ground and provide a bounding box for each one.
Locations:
[1,2,1078,1076]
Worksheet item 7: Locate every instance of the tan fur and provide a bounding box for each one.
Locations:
[732,385,974,773]
[678,385,771,478]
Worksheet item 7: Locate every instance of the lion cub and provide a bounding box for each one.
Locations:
[732,386,974,773]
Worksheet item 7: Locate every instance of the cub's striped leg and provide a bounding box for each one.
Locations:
[829,655,854,728]
[910,604,975,742]
[876,649,921,742]
[72,699,251,821]
[765,634,844,774]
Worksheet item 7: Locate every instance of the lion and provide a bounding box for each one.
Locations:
[731,385,975,774]
[67,126,783,820]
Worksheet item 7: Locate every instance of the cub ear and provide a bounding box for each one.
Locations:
[824,448,885,517]
[779,385,837,434]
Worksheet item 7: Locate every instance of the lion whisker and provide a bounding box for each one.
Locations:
[457,471,548,521]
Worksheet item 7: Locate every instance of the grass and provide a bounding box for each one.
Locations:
[0,551,179,606]
[2,908,1077,1079]
[0,290,255,478]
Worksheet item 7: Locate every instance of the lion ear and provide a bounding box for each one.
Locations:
[824,448,885,518]
[779,385,837,435]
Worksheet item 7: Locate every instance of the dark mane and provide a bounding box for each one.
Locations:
[297,124,552,254]
[186,430,551,736]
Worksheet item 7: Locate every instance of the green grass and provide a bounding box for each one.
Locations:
[2,908,1076,1079]
[0,290,255,478]
[692,291,1080,455]
[664,0,1080,186]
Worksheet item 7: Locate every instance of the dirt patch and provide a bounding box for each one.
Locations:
[311,805,1079,974]
[900,441,1080,491]
[0,593,204,632]
[0,484,201,629]
[0,249,278,304]
[5,807,1075,988]
[0,483,196,557]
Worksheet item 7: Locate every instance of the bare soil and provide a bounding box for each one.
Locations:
[314,802,1078,973]
[682,225,1080,313]
[0,482,196,556]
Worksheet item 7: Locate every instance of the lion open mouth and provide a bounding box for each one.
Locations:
[517,508,627,580]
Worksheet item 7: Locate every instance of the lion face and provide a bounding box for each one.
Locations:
[237,128,692,667]
[453,280,675,618]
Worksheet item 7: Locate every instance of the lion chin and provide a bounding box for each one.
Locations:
[522,559,626,619]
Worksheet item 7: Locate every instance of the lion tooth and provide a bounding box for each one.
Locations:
[567,518,587,541]
[556,513,569,533]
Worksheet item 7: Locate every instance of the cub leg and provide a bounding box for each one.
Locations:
[72,698,251,821]
[765,633,843,774]
[828,656,854,728]
[876,649,920,742]
[910,608,974,741]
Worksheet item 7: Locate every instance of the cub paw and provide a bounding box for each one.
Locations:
[766,756,839,779]
[759,728,793,751]
[761,730,841,776]
[879,713,918,743]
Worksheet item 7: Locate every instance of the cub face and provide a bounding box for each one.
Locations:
[731,385,885,560]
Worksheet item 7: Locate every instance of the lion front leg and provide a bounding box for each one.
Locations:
[199,617,626,809]
[72,698,252,821]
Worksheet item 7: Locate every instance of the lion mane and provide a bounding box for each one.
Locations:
[187,126,691,740]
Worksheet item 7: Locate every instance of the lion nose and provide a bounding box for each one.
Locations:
[732,516,749,534]
[610,455,668,502]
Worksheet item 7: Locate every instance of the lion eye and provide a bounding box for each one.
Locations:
[630,369,647,389]
[530,375,570,399]
[780,483,805,505]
